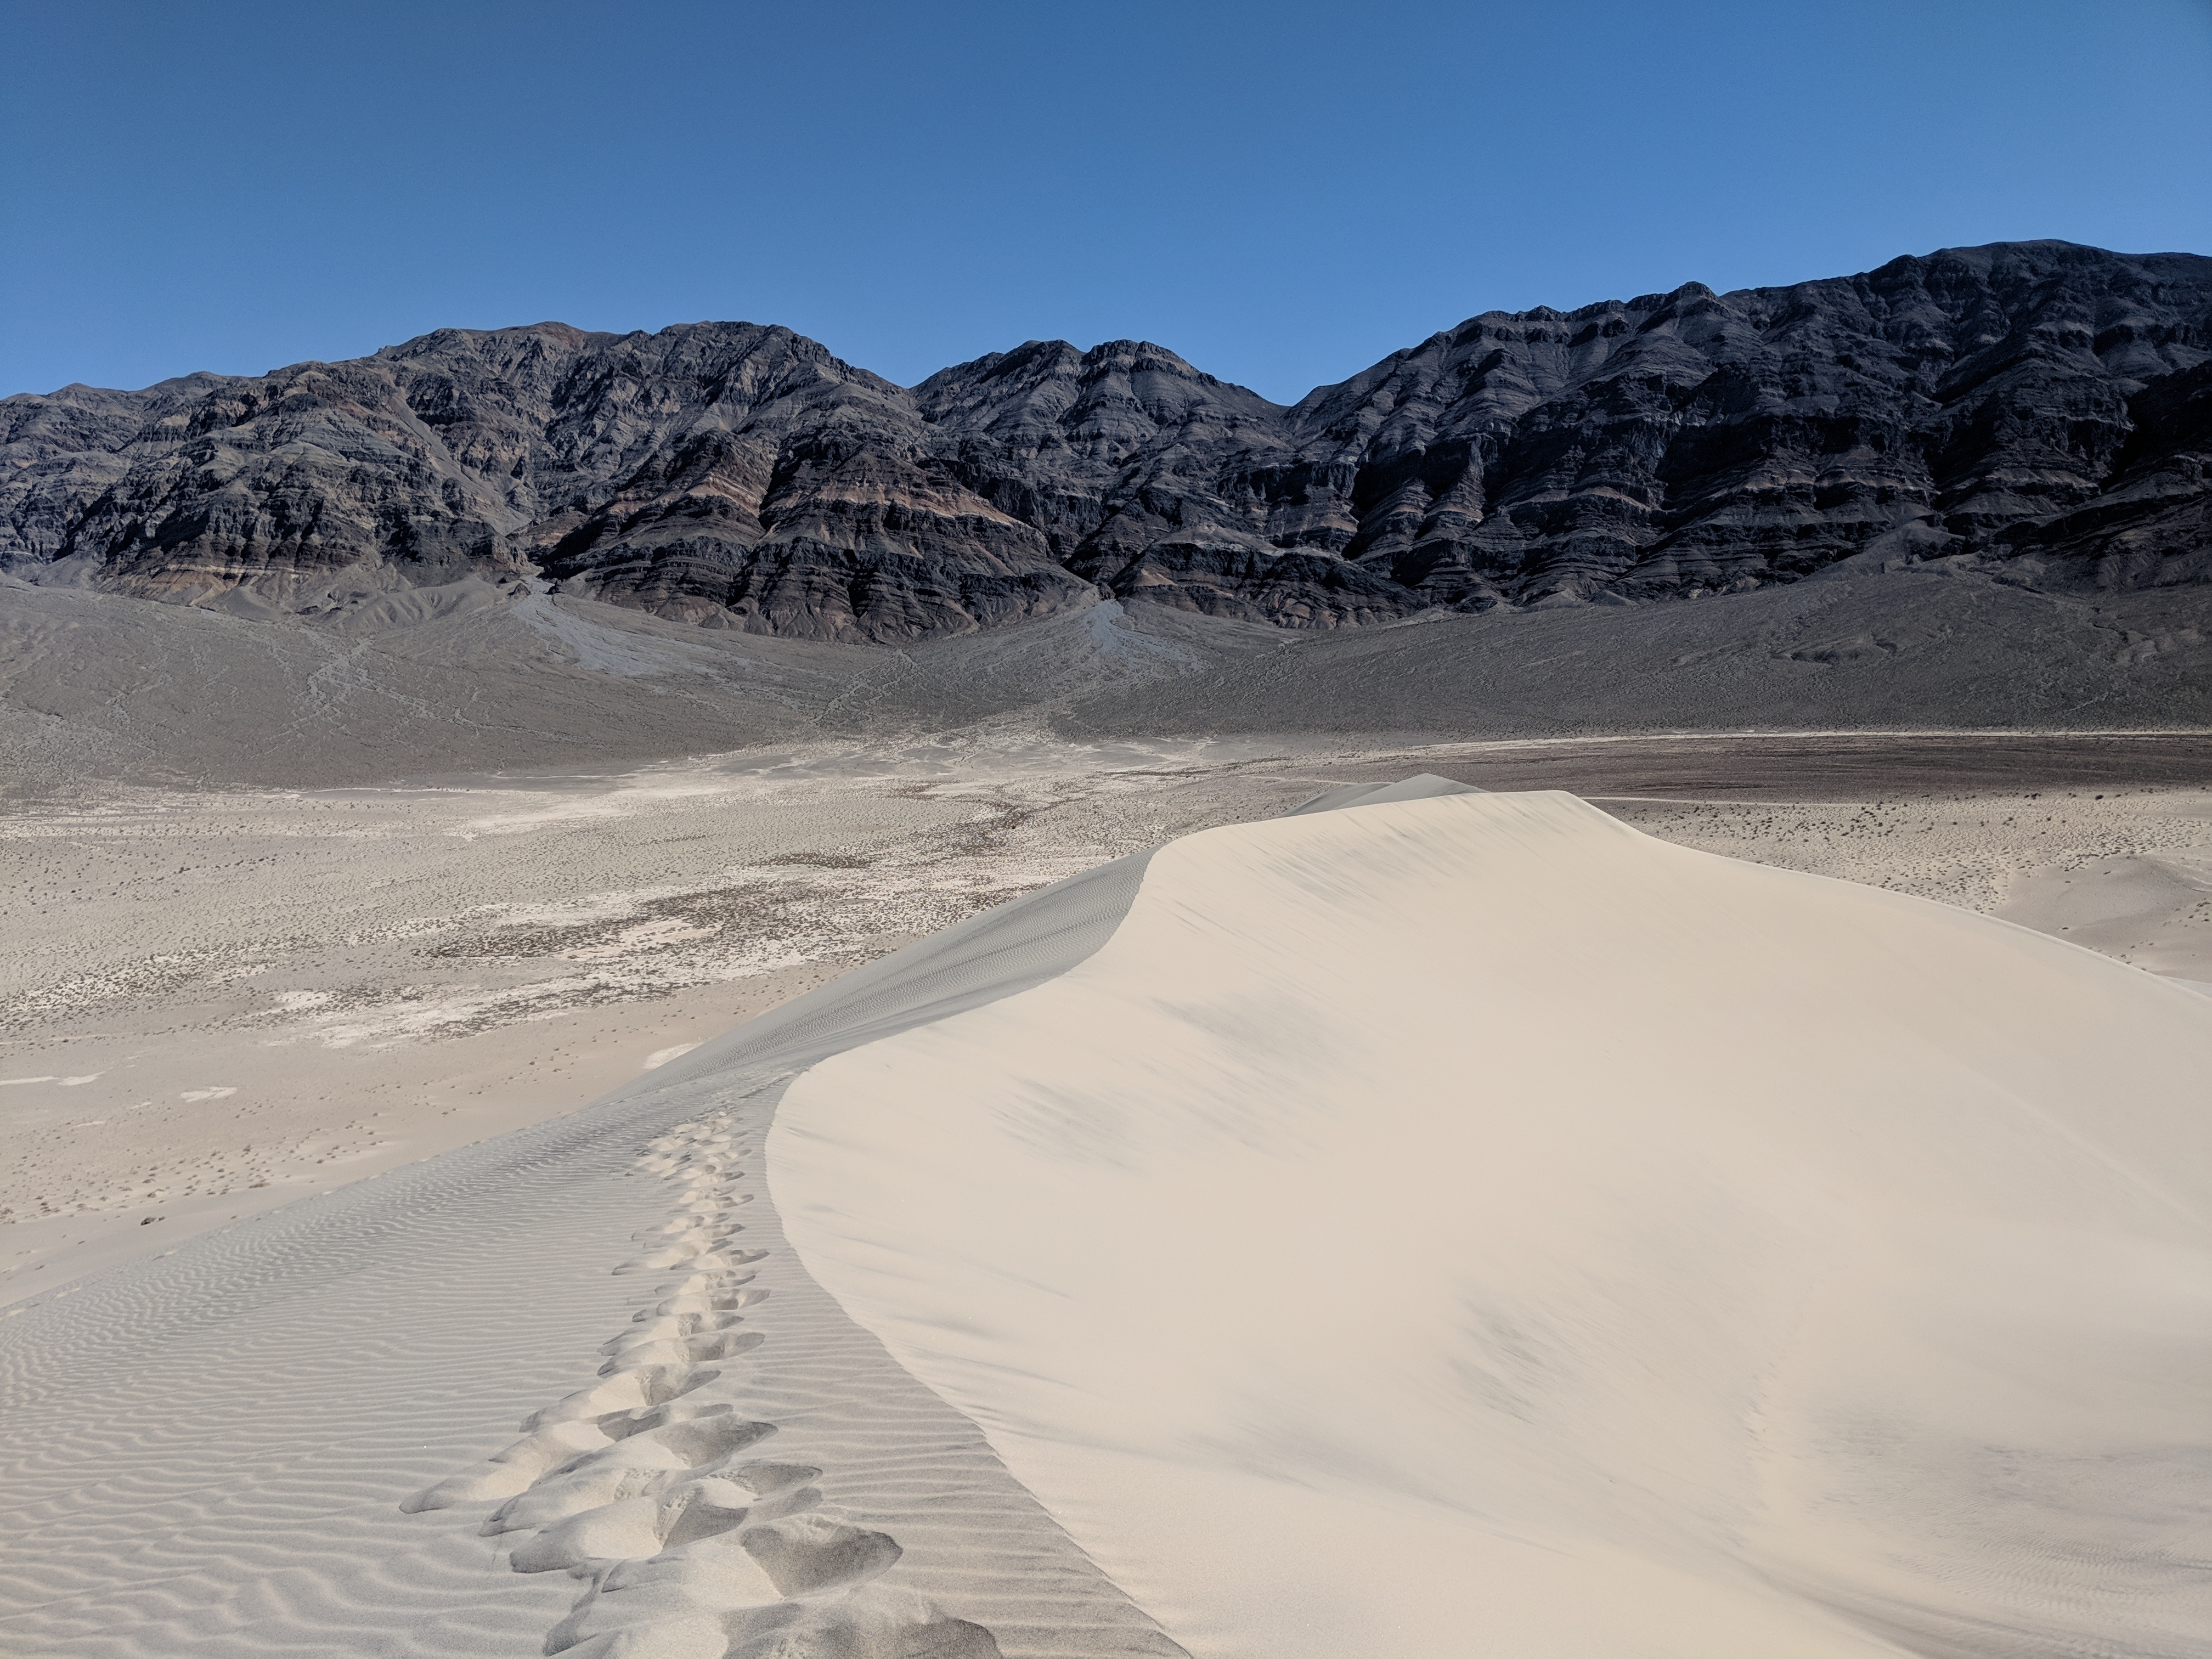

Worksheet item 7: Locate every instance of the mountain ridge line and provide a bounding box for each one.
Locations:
[4,238,2207,645]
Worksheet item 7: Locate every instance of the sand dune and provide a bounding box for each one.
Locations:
[3,780,2209,1656]
[771,792,2212,1656]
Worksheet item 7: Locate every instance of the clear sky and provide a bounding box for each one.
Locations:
[4,0,2209,404]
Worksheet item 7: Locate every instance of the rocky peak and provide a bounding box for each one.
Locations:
[918,337,1281,449]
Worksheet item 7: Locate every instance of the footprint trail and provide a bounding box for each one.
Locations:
[405,1101,1180,1658]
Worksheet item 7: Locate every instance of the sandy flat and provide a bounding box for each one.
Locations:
[0,740,1297,1288]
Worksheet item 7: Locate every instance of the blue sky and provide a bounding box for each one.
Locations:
[4,0,2209,403]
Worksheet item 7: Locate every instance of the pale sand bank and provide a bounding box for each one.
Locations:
[774,791,2212,1656]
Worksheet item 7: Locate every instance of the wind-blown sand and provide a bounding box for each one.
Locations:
[3,773,2208,1657]
[772,791,2212,1655]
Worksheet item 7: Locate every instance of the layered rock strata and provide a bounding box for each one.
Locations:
[4,241,2206,640]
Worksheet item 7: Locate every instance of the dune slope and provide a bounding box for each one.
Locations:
[770,791,2212,1658]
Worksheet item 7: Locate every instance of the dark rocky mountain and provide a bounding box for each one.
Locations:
[4,240,2208,642]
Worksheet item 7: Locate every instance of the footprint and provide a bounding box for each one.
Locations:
[724,1585,1002,1659]
[401,1418,612,1511]
[654,1283,740,1304]
[650,1273,757,1302]
[597,1399,735,1442]
[514,1468,825,1576]
[619,1245,765,1276]
[612,1244,737,1275]
[601,1312,746,1356]
[485,1415,777,1534]
[641,1213,732,1232]
[522,1363,721,1432]
[619,1238,765,1274]
[650,1286,767,1318]
[509,1477,761,1574]
[598,1330,763,1375]
[686,1331,764,1362]
[670,1195,752,1219]
[738,1514,903,1597]
[724,1461,819,1498]
[660,1485,771,1550]
[549,1519,910,1656]
[411,1105,1003,1658]
[597,1319,747,1364]
[616,1220,756,1255]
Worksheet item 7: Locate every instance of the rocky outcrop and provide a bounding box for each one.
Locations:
[3,241,2207,640]
[1275,241,2212,610]
[0,324,1090,642]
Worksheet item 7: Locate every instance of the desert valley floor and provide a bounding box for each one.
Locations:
[4,730,2208,1291]
[2,729,2209,1658]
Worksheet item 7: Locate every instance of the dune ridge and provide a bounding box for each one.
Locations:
[770,791,2212,1657]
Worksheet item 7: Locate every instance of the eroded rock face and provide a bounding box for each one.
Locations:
[1276,242,2212,611]
[0,322,1090,644]
[3,241,2207,639]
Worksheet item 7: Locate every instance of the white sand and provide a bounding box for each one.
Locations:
[7,743,2211,1656]
[772,792,2212,1657]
